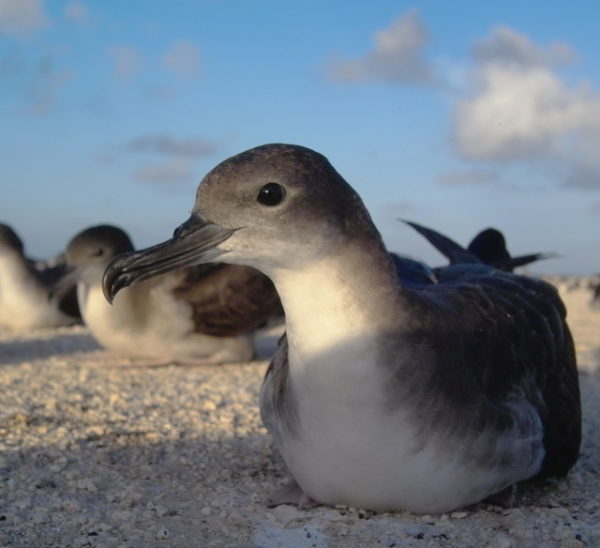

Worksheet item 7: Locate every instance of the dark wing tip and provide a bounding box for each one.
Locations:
[494,252,559,272]
[400,219,481,265]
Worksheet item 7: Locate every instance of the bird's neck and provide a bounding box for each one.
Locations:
[269,240,404,361]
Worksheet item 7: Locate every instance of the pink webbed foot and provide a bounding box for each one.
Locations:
[265,479,320,509]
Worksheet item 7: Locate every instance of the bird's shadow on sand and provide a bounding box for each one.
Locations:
[0,331,101,366]
[0,322,283,368]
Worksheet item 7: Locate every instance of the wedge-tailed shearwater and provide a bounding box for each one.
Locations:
[0,223,80,329]
[62,224,282,364]
[405,222,555,272]
[102,144,581,513]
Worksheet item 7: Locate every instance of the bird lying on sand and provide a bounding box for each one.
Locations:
[0,223,80,330]
[60,224,282,364]
[103,144,581,514]
[590,280,600,308]
[405,222,555,272]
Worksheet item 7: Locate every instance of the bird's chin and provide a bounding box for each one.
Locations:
[102,216,236,303]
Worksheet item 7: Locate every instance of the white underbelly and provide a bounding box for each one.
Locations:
[0,276,69,329]
[278,351,543,513]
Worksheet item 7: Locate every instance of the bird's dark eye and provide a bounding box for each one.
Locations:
[92,247,104,257]
[257,183,285,206]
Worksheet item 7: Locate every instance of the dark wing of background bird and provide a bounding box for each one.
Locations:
[402,220,482,266]
[33,253,81,319]
[492,252,558,272]
[404,221,556,273]
[172,264,283,336]
[467,228,557,272]
[466,228,511,265]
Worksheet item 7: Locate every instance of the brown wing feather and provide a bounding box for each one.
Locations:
[171,263,283,336]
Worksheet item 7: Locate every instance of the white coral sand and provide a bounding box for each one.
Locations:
[0,280,598,547]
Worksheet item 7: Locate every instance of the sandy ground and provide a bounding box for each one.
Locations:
[0,280,599,548]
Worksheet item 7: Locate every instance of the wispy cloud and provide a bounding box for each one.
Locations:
[126,134,217,157]
[451,26,600,189]
[0,0,49,36]
[109,45,144,81]
[378,199,414,220]
[161,41,201,77]
[101,133,220,186]
[107,41,200,94]
[133,159,193,185]
[141,84,175,102]
[65,1,89,25]
[24,54,71,115]
[1,50,70,116]
[328,11,437,85]
[563,163,600,190]
[438,169,499,186]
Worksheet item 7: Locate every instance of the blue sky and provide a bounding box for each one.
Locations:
[2,1,600,274]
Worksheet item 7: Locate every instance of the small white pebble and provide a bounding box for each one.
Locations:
[489,533,513,548]
[63,500,81,513]
[153,505,168,518]
[450,511,468,519]
[14,499,31,510]
[76,478,97,493]
[155,527,169,539]
[201,506,212,516]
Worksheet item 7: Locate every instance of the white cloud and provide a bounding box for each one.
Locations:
[161,41,200,77]
[109,45,144,81]
[329,11,436,85]
[452,27,600,188]
[65,1,89,25]
[0,0,49,36]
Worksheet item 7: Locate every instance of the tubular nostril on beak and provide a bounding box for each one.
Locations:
[173,214,206,240]
[173,225,185,239]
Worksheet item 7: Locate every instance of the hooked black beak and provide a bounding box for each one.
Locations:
[102,215,236,303]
